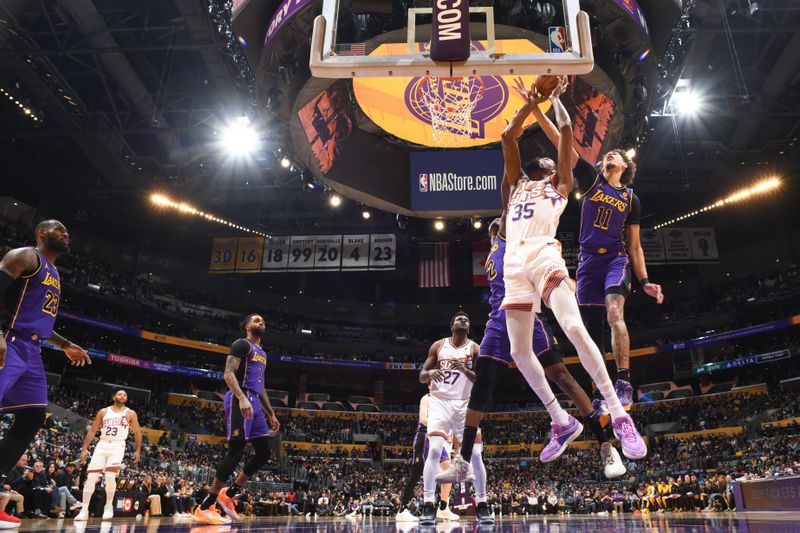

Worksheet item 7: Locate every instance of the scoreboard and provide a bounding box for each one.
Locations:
[211,234,396,273]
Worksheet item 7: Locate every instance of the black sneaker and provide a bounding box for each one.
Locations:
[476,502,494,524]
[419,502,436,525]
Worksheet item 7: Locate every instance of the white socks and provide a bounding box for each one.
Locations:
[548,284,626,419]
[506,309,570,425]
[423,435,445,502]
[471,444,487,503]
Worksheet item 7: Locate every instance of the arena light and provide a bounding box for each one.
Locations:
[221,116,259,156]
[625,147,637,159]
[280,156,291,168]
[654,177,781,229]
[329,194,342,207]
[149,192,269,237]
[471,218,483,230]
[434,220,445,232]
[362,210,371,219]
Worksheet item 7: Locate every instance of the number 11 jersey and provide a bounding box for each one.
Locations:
[429,338,476,401]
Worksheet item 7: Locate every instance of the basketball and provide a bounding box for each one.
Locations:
[534,75,561,99]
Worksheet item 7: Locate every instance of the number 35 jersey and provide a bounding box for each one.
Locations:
[505,177,568,246]
[429,338,476,401]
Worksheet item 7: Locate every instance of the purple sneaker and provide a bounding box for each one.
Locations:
[612,414,647,460]
[540,415,583,463]
[615,379,634,408]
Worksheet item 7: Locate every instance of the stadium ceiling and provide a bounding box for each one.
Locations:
[0,0,798,237]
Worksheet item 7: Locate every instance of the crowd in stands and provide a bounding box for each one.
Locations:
[3,219,800,368]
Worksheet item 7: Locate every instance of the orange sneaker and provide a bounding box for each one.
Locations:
[216,488,240,521]
[193,506,229,525]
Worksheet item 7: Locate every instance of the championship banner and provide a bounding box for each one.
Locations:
[640,228,667,265]
[472,240,490,287]
[557,231,579,270]
[663,227,693,262]
[689,227,719,261]
[410,150,503,212]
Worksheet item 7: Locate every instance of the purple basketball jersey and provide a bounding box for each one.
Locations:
[235,339,268,392]
[4,248,60,340]
[579,178,634,254]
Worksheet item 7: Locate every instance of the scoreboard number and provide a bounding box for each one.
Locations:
[369,233,396,270]
[341,234,370,271]
[209,237,238,273]
[262,236,290,271]
[314,235,343,270]
[288,236,317,271]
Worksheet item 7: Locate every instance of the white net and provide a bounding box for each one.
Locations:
[417,76,486,146]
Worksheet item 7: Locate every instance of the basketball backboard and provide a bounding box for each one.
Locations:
[309,0,593,78]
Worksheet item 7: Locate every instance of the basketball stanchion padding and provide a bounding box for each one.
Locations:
[430,0,471,62]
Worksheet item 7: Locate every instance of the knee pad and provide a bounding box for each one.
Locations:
[468,358,500,413]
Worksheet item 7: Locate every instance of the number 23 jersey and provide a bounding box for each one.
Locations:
[429,338,476,401]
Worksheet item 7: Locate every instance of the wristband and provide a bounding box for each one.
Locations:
[639,277,650,286]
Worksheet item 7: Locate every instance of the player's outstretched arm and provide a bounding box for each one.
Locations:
[128,410,142,463]
[48,331,91,367]
[419,340,444,384]
[81,409,104,464]
[626,224,664,304]
[550,83,574,197]
[0,248,39,367]
[501,96,535,190]
[521,76,580,169]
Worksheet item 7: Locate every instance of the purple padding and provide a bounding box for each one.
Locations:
[735,475,800,511]
[430,0,471,62]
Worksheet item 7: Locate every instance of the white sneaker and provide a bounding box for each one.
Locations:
[436,505,460,521]
[102,506,114,520]
[75,510,89,522]
[601,442,627,479]
[395,509,418,522]
[435,454,471,484]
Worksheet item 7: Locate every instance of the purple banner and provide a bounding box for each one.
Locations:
[59,310,141,337]
[612,0,650,38]
[265,0,317,46]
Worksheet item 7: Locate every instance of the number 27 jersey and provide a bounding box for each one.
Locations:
[429,338,476,401]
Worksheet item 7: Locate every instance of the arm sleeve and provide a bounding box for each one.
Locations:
[229,338,251,359]
[573,158,598,194]
[627,193,641,226]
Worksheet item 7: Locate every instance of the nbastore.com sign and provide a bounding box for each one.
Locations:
[410,150,503,212]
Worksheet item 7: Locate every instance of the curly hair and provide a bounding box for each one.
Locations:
[608,149,637,185]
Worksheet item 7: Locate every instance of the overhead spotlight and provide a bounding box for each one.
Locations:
[280,156,291,168]
[221,116,259,156]
[329,194,342,207]
[625,147,637,159]
[434,220,445,232]
[670,79,703,115]
[471,218,482,230]
[362,210,371,220]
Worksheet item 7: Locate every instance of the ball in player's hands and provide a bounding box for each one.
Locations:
[534,75,563,99]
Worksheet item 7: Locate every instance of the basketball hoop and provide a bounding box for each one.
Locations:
[417,76,486,146]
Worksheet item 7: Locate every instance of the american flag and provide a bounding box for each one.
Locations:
[418,242,451,288]
[334,43,366,56]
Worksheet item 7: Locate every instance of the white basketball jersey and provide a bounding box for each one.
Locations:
[429,338,475,401]
[100,406,130,443]
[505,177,568,244]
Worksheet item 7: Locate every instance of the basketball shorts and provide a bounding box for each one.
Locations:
[479,313,563,369]
[87,441,126,471]
[224,390,270,441]
[576,251,631,306]
[500,240,569,313]
[0,335,47,412]
[426,395,482,444]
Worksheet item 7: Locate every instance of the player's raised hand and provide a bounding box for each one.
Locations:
[65,343,91,366]
[644,282,664,304]
[239,396,254,420]
[549,75,569,99]
[449,360,466,371]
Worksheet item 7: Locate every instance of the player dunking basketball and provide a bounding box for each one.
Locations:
[75,390,142,521]
[490,77,646,461]
[527,79,663,408]
[0,220,91,526]
[437,213,626,499]
[417,313,487,524]
[194,313,280,525]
